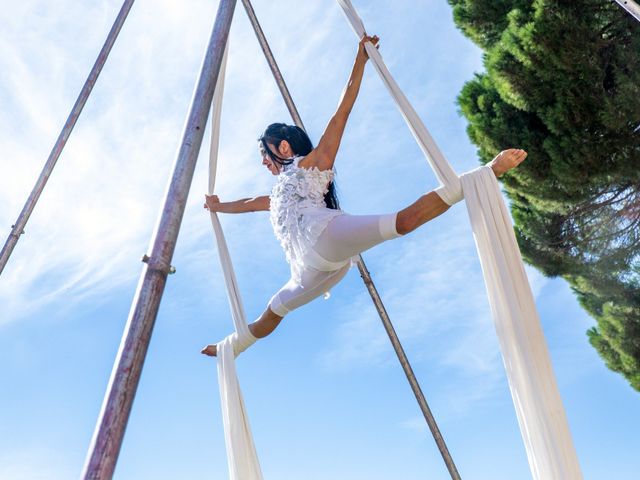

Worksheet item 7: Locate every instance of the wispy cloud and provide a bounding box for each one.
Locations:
[0,0,313,325]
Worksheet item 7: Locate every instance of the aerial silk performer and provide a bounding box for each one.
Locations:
[201,34,526,358]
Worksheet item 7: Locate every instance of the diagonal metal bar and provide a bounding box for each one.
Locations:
[241,0,305,130]
[241,1,461,478]
[613,0,640,21]
[80,1,238,478]
[0,0,136,277]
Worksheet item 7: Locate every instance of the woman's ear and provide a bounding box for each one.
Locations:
[278,139,292,157]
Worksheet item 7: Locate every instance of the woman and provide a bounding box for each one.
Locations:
[201,35,527,357]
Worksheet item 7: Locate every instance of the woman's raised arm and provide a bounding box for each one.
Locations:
[204,194,270,213]
[302,35,379,171]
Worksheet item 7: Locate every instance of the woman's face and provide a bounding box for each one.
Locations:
[260,142,280,176]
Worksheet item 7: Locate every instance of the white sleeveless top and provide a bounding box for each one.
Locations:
[270,156,345,282]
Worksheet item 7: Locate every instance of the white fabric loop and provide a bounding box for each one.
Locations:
[218,330,258,358]
[434,176,463,205]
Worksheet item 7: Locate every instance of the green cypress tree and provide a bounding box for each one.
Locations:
[449,0,640,389]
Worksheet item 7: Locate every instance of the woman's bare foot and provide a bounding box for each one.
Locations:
[489,149,527,177]
[201,344,217,357]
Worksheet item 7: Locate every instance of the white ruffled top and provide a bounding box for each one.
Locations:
[270,156,344,283]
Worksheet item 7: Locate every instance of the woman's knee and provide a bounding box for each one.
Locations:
[265,306,284,322]
[268,293,290,317]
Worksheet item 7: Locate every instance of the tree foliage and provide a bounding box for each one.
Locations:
[449,0,640,390]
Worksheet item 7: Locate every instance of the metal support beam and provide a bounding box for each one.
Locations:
[0,0,136,277]
[241,0,305,130]
[80,1,237,478]
[241,1,461,478]
[614,0,640,21]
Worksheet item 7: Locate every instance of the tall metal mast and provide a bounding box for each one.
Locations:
[0,0,136,276]
[240,1,461,478]
[613,0,640,21]
[81,1,237,478]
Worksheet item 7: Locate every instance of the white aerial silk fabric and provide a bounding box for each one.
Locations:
[208,43,263,480]
[336,1,582,478]
[461,168,582,479]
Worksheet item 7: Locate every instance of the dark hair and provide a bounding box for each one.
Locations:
[259,123,339,210]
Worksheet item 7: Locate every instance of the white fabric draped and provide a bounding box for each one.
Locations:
[336,0,582,478]
[461,168,582,479]
[208,43,263,480]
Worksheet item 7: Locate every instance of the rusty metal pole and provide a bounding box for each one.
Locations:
[0,0,136,277]
[614,0,640,21]
[80,1,237,478]
[241,1,461,478]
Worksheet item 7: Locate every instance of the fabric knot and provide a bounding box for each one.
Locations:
[434,175,464,206]
[218,329,258,358]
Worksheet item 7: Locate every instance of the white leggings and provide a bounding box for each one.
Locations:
[269,212,401,316]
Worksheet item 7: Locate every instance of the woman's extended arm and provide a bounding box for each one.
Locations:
[301,35,379,171]
[204,194,270,213]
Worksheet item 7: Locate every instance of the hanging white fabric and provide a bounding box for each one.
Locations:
[208,42,263,480]
[460,168,582,479]
[335,1,582,478]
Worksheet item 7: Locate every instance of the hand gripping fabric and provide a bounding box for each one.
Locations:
[336,1,582,478]
[208,43,263,480]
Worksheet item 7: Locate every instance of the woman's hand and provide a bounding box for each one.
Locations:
[488,149,528,177]
[357,34,379,62]
[204,194,221,212]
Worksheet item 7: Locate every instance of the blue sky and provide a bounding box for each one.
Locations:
[1,1,638,479]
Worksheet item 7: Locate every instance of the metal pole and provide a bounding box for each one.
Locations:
[240,0,305,129]
[614,0,640,21]
[241,1,461,478]
[0,0,136,277]
[80,1,237,478]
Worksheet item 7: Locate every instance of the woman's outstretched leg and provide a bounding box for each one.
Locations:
[396,148,527,235]
[201,306,284,357]
[201,265,349,357]
[312,149,528,262]
[395,191,450,235]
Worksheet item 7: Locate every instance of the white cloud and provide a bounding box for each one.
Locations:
[0,0,373,326]
[0,0,275,324]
